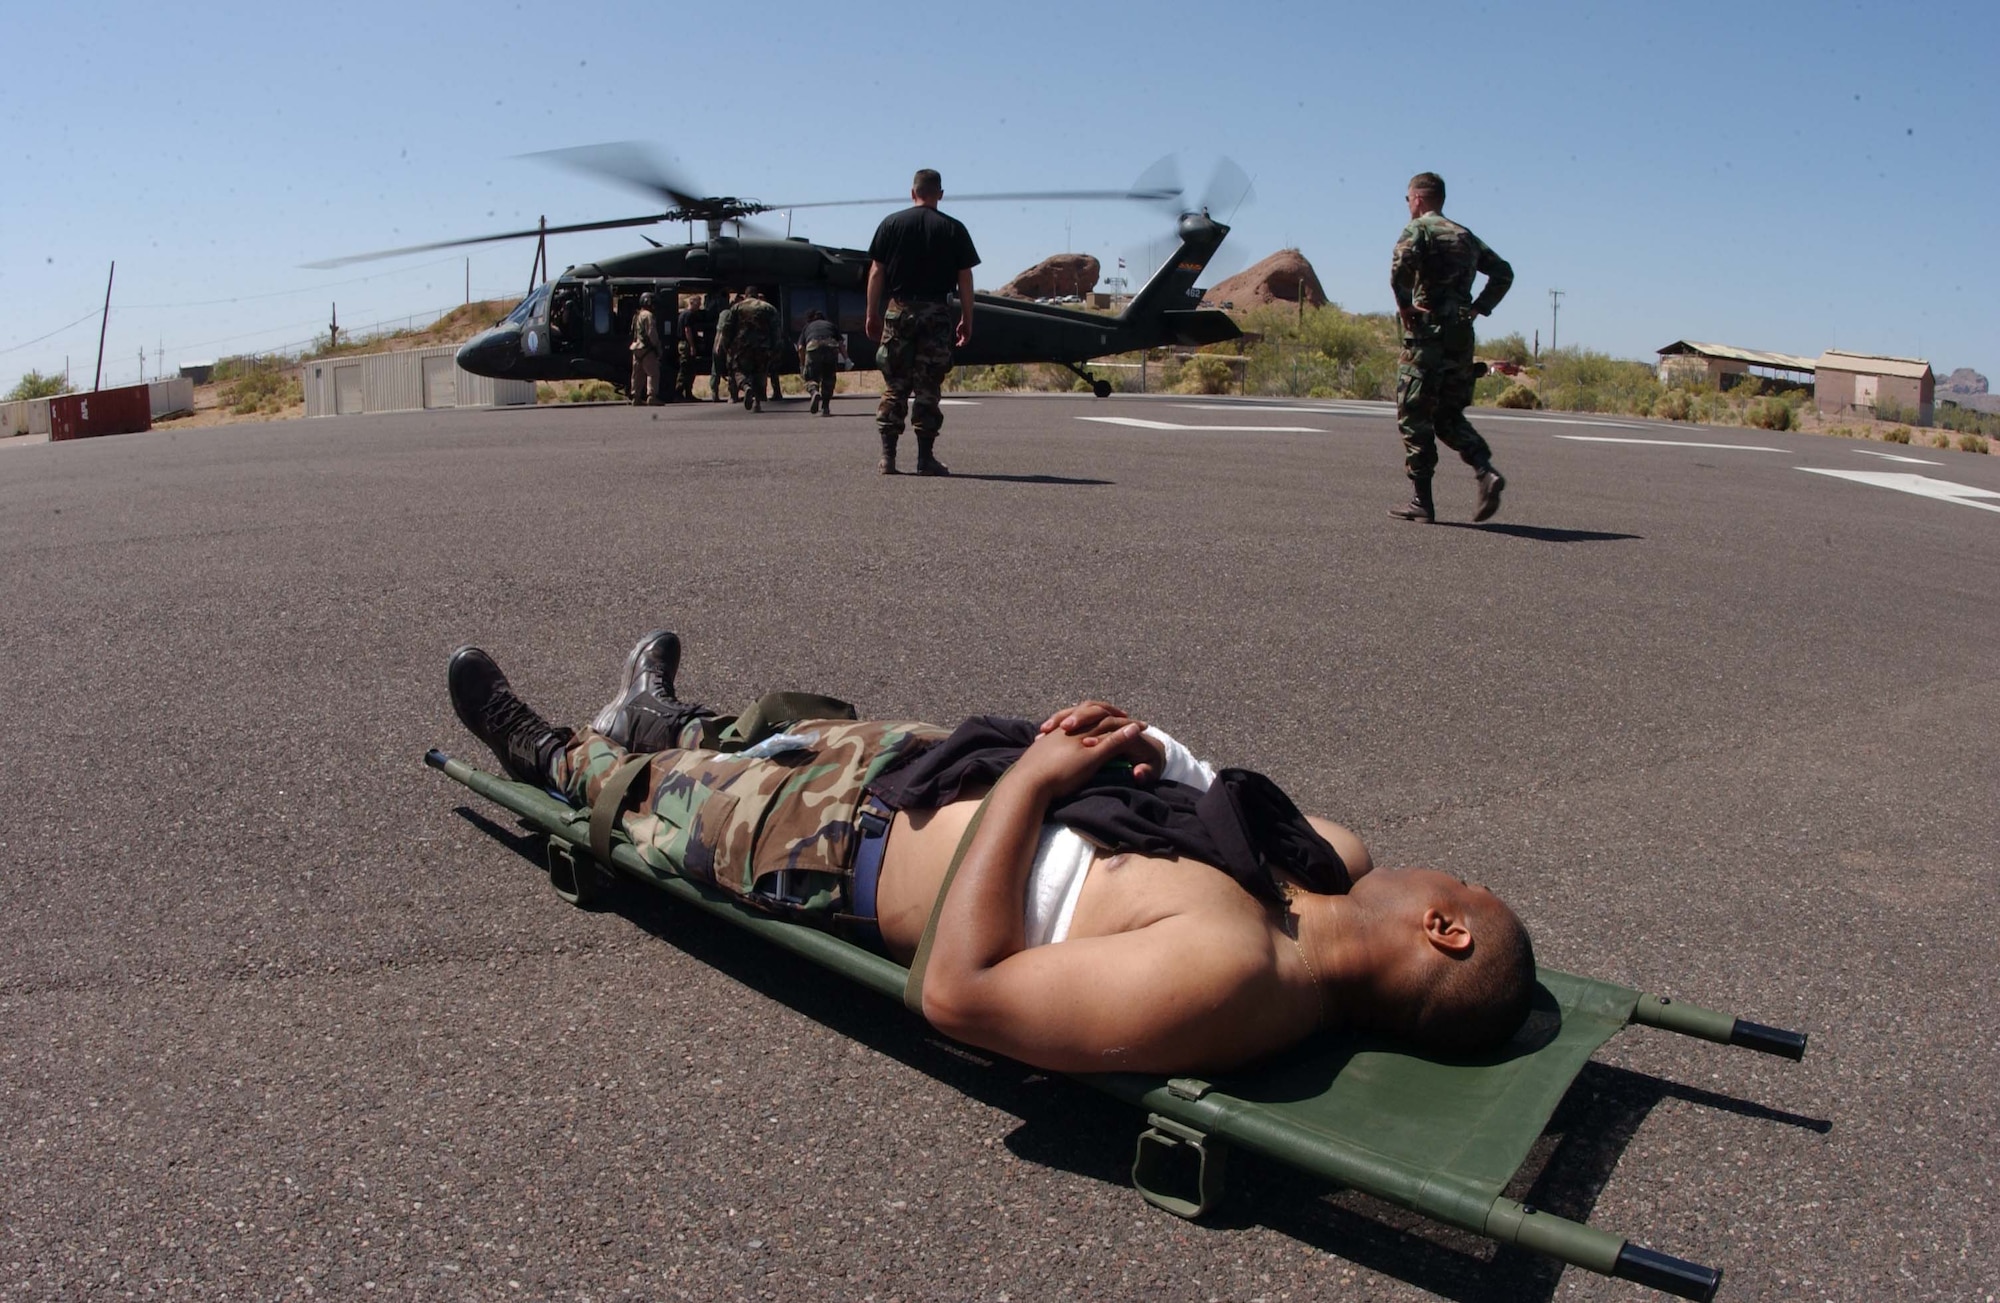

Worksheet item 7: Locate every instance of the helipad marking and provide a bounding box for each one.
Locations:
[1554,435,1784,451]
[938,399,982,406]
[1175,403,1387,417]
[1078,417,1322,433]
[1485,414,1655,429]
[1852,449,1942,465]
[1798,468,2000,514]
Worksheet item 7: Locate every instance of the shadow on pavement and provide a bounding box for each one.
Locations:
[941,472,1114,486]
[453,805,1811,1303]
[1439,522,1643,543]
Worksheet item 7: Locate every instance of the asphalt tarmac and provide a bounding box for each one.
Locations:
[3,393,1995,1301]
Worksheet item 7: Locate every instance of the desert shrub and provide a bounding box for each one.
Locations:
[1883,426,1911,444]
[217,357,301,414]
[1240,302,1400,398]
[1495,384,1540,410]
[1746,397,1793,431]
[1480,332,1534,367]
[537,380,617,403]
[1473,372,1512,405]
[1177,354,1236,395]
[1655,389,1693,421]
[1874,397,1924,427]
[1957,433,1990,454]
[1928,430,1951,448]
[1537,348,1662,415]
[1938,404,2000,437]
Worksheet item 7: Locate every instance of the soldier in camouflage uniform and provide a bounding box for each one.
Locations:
[1389,172,1514,523]
[711,296,739,404]
[865,168,980,475]
[628,292,665,406]
[727,288,782,413]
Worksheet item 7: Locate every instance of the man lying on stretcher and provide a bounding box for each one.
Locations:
[448,631,1537,1076]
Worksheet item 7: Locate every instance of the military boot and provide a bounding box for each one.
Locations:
[448,646,573,788]
[589,629,694,752]
[878,431,901,475]
[1388,481,1435,523]
[915,434,950,477]
[1473,465,1507,522]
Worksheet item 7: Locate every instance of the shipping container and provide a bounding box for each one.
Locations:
[49,385,152,441]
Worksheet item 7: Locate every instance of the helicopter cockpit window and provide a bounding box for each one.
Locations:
[505,285,552,327]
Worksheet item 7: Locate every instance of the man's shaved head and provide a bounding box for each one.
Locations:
[1408,171,1446,205]
[913,168,943,199]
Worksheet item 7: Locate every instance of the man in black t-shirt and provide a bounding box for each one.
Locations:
[864,168,979,475]
[798,310,843,416]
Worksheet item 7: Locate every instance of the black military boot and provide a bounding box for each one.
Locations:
[878,430,901,475]
[1473,465,1507,522]
[1388,481,1435,523]
[448,646,573,788]
[590,630,700,752]
[915,434,950,477]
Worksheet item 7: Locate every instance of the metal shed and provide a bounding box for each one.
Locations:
[303,345,537,418]
[1656,341,1816,390]
[1814,350,1933,425]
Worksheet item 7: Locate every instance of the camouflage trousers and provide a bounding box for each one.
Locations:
[553,715,945,924]
[734,342,777,404]
[676,341,704,397]
[804,347,839,407]
[876,298,956,439]
[1396,337,1491,482]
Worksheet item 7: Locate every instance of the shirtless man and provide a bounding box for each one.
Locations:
[447,632,1535,1076]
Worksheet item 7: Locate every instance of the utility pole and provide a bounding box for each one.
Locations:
[92,260,115,392]
[465,257,470,306]
[1548,288,1565,353]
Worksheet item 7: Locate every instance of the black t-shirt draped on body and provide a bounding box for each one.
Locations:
[868,205,981,302]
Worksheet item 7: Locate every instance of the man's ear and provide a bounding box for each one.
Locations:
[1421,906,1473,957]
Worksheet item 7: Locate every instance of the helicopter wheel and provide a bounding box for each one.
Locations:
[1092,379,1112,399]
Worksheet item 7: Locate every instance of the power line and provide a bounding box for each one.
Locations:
[121,256,469,310]
[0,307,106,357]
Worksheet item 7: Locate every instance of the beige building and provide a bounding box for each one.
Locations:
[1656,340,1816,390]
[1814,350,1934,425]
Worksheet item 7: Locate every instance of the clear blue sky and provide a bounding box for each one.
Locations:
[5,0,1994,390]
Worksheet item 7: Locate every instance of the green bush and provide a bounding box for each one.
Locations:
[1495,383,1540,409]
[217,357,301,414]
[6,369,69,401]
[1240,302,1400,398]
[1957,433,1990,454]
[1938,403,2000,437]
[1473,372,1512,405]
[1655,389,1693,421]
[1176,354,1236,395]
[1883,426,1911,444]
[1746,397,1793,431]
[1536,347,1663,416]
[1874,397,1924,427]
[1480,332,1534,367]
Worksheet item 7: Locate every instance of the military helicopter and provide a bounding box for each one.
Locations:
[308,145,1247,397]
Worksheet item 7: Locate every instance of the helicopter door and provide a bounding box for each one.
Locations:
[592,287,612,335]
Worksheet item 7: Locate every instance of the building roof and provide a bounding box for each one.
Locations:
[1816,350,1931,380]
[1656,340,1818,372]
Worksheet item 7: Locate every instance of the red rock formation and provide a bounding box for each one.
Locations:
[997,253,1102,300]
[1201,249,1327,310]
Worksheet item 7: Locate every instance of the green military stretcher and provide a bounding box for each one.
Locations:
[427,747,1809,1301]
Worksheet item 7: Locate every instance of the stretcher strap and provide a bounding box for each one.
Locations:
[903,790,997,1015]
[589,754,655,865]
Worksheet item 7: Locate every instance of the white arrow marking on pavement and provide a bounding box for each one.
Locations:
[1798,468,2000,514]
[1483,414,1655,429]
[938,399,982,406]
[1175,403,1387,417]
[1851,449,1941,465]
[1554,435,1784,451]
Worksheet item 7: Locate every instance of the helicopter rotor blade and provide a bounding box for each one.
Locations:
[302,212,667,269]
[1128,154,1187,218]
[775,185,1181,213]
[1200,157,1257,221]
[518,140,707,211]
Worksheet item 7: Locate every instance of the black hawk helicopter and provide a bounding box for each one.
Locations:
[308,145,1248,397]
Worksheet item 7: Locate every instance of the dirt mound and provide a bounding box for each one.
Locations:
[997,253,1101,299]
[1201,250,1326,310]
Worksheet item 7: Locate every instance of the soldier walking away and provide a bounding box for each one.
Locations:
[1388,172,1513,523]
[712,295,740,404]
[675,294,714,401]
[729,289,781,413]
[799,309,842,416]
[865,168,979,475]
[629,292,665,406]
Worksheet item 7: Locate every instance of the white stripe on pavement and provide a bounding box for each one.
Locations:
[1174,403,1388,417]
[1484,414,1655,429]
[1078,417,1323,433]
[1799,468,2000,514]
[1851,449,1942,465]
[1554,435,1784,451]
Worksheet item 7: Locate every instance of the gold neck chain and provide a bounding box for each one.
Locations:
[1282,883,1329,1029]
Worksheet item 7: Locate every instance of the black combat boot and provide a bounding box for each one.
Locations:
[915,434,950,477]
[1473,465,1507,522]
[1388,481,1435,523]
[448,646,574,788]
[878,431,901,475]
[590,630,704,752]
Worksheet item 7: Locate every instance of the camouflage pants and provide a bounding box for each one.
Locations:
[1396,338,1491,482]
[734,343,776,404]
[677,341,704,396]
[630,349,662,405]
[805,348,839,407]
[876,298,955,439]
[553,716,944,923]
[712,346,735,399]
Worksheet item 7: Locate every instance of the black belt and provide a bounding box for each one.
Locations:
[848,794,896,951]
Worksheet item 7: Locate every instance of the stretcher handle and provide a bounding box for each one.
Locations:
[1615,1243,1722,1301]
[1632,993,1809,1061]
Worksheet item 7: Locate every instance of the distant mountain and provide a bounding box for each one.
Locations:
[1939,367,1988,395]
[996,254,1100,300]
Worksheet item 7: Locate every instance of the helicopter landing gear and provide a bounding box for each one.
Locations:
[1062,361,1113,399]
